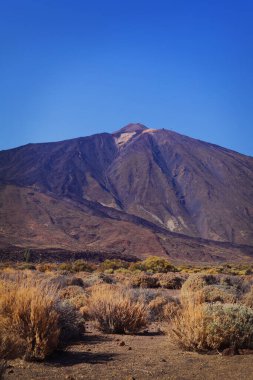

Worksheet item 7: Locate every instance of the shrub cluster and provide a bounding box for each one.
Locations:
[170,273,253,352]
[171,293,253,352]
[129,272,186,289]
[59,260,95,273]
[1,261,253,362]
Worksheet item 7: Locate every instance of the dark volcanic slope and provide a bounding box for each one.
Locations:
[0,123,253,261]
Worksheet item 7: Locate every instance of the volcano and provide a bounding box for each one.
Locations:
[0,123,253,262]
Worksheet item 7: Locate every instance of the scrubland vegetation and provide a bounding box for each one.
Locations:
[1,256,253,378]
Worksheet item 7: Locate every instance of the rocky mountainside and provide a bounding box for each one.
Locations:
[0,123,253,262]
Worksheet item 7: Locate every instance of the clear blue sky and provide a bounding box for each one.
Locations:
[0,0,253,156]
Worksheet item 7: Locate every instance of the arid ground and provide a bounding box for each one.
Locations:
[5,321,253,380]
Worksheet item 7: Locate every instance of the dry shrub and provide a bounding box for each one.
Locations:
[78,272,114,288]
[0,275,85,361]
[87,284,148,333]
[59,260,95,273]
[59,285,88,311]
[170,292,253,351]
[0,280,60,361]
[0,269,30,284]
[181,274,218,295]
[44,275,69,289]
[148,295,179,321]
[201,285,237,304]
[55,300,85,344]
[67,277,84,287]
[219,275,247,295]
[130,273,159,288]
[59,285,85,299]
[80,304,90,320]
[181,274,243,305]
[163,302,181,320]
[241,286,253,308]
[64,293,88,310]
[154,273,186,289]
[170,293,208,351]
[37,263,57,272]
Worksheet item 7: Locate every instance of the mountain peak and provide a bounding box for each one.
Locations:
[114,123,148,135]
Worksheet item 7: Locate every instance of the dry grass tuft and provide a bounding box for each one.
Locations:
[0,279,60,361]
[170,292,208,351]
[87,284,148,333]
[0,274,85,361]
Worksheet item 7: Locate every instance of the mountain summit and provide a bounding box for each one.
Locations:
[114,123,148,134]
[0,124,253,262]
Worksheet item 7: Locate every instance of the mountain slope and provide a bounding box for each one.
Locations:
[1,184,252,263]
[0,123,253,261]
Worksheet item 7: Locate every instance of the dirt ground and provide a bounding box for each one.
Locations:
[4,322,253,380]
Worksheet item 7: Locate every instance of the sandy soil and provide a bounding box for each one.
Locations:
[4,322,253,380]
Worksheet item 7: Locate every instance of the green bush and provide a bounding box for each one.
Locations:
[205,303,253,350]
[99,259,129,272]
[58,262,73,272]
[130,256,177,274]
[72,260,95,272]
[59,260,95,273]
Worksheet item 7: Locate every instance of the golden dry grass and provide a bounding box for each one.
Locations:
[0,278,60,361]
[0,273,85,361]
[170,292,209,351]
[87,284,148,333]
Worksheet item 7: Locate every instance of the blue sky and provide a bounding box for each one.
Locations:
[0,0,253,156]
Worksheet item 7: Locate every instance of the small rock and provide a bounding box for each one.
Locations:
[128,346,132,350]
[119,341,125,346]
[8,369,14,374]
[161,358,167,362]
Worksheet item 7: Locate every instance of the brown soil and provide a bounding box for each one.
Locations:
[5,322,253,380]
